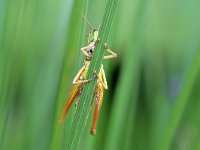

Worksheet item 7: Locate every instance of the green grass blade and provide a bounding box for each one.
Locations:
[65,0,119,149]
[50,0,89,150]
[103,0,147,149]
[159,47,200,150]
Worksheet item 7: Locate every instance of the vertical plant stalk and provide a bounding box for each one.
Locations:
[50,0,88,150]
[159,48,200,150]
[65,0,119,149]
[103,0,147,149]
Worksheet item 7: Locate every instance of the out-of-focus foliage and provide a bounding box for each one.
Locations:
[0,0,200,150]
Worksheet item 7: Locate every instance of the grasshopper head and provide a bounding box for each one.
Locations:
[85,30,98,59]
[81,14,99,44]
[87,29,98,43]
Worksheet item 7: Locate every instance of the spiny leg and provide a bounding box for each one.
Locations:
[91,84,104,135]
[73,64,96,84]
[60,64,94,123]
[72,65,86,84]
[101,66,108,89]
[73,75,96,84]
[103,43,117,60]
[81,45,93,58]
[90,68,107,134]
[96,66,108,89]
[59,66,86,123]
[59,83,82,123]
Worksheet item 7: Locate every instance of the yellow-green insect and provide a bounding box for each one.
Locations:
[60,15,117,135]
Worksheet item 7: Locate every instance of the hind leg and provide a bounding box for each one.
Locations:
[91,84,104,135]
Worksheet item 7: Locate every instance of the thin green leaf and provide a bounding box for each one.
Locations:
[65,0,119,149]
[159,48,200,150]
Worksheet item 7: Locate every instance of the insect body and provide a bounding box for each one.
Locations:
[60,15,117,135]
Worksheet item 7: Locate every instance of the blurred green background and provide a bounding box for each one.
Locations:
[1,0,200,150]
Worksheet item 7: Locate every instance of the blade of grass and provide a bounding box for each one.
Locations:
[103,0,147,149]
[0,1,27,148]
[159,47,200,150]
[65,0,119,149]
[50,0,89,149]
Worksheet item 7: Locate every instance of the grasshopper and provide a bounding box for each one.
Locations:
[60,15,117,135]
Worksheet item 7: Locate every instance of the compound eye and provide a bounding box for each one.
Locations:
[89,49,94,55]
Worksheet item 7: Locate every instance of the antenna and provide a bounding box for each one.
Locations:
[81,13,93,31]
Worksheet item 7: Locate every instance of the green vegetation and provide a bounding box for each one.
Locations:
[1,0,200,150]
[65,0,119,149]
